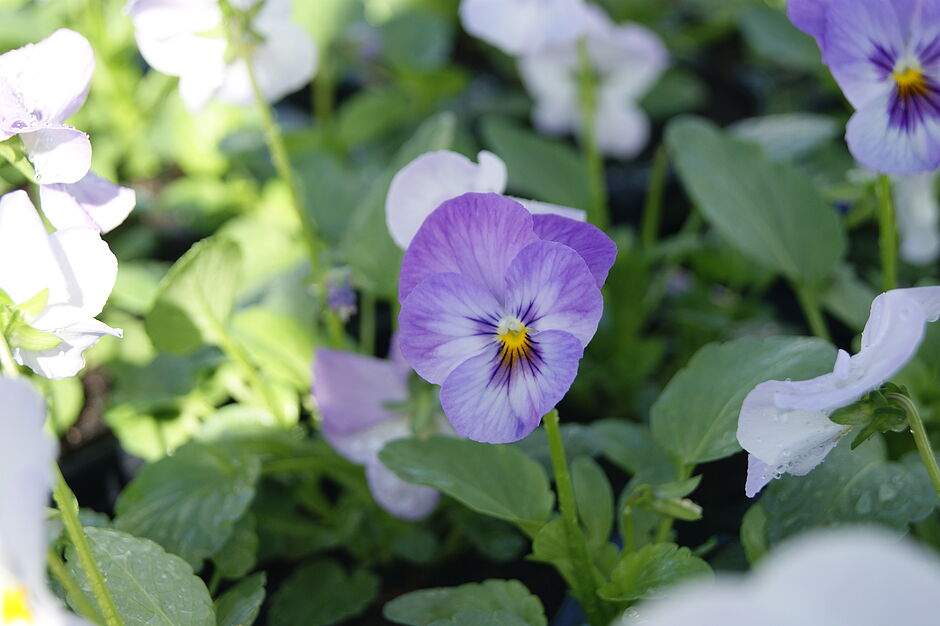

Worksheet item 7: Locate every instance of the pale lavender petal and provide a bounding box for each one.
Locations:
[440,330,583,443]
[313,348,409,437]
[386,151,507,249]
[47,227,119,318]
[787,0,830,45]
[736,287,940,494]
[366,461,440,520]
[398,193,538,302]
[398,272,501,385]
[503,241,603,347]
[20,126,91,184]
[512,197,585,222]
[0,190,64,304]
[0,29,94,124]
[594,96,650,158]
[531,214,617,288]
[845,91,940,174]
[744,455,775,499]
[893,172,940,265]
[459,0,589,57]
[40,172,136,234]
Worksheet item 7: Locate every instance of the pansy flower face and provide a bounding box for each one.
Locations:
[737,286,940,496]
[398,193,615,443]
[0,377,90,625]
[790,0,940,173]
[0,29,93,184]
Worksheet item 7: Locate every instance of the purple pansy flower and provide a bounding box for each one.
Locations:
[789,0,940,173]
[397,193,616,444]
[313,339,440,521]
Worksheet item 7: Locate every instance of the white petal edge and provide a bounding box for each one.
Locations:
[40,172,136,234]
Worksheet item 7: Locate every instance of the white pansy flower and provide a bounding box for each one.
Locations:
[893,172,940,266]
[626,528,940,626]
[385,150,585,249]
[0,29,94,184]
[40,172,136,234]
[737,287,940,497]
[518,4,668,158]
[458,0,590,57]
[0,191,121,379]
[0,377,90,625]
[127,0,318,112]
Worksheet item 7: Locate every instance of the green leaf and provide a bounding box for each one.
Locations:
[740,503,769,565]
[591,419,674,480]
[666,116,846,286]
[530,518,619,584]
[115,442,261,569]
[37,376,84,436]
[651,336,837,465]
[145,237,242,354]
[738,4,822,72]
[17,287,48,318]
[729,114,839,162]
[597,543,713,602]
[762,437,936,544]
[230,308,314,391]
[65,528,215,626]
[8,323,62,351]
[380,436,554,533]
[480,116,590,210]
[640,68,706,120]
[269,559,378,626]
[384,579,546,626]
[212,513,258,579]
[340,112,456,297]
[572,456,613,547]
[215,573,266,626]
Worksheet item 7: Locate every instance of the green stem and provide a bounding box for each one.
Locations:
[793,283,831,342]
[0,331,19,378]
[889,393,940,504]
[641,145,669,251]
[314,53,335,127]
[48,549,102,624]
[876,175,898,292]
[52,468,123,626]
[359,292,376,356]
[543,410,606,626]
[0,140,35,182]
[653,462,692,543]
[577,39,609,230]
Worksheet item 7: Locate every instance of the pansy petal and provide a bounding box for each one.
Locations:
[16,315,121,380]
[845,91,940,174]
[323,413,411,466]
[893,172,940,265]
[399,272,501,385]
[531,214,617,288]
[459,0,589,57]
[20,126,91,184]
[504,241,604,346]
[47,227,118,317]
[518,52,579,136]
[40,172,136,234]
[313,348,409,437]
[0,29,94,123]
[127,0,223,75]
[0,377,54,591]
[386,151,507,249]
[366,461,440,521]
[787,0,831,44]
[440,330,583,443]
[398,193,539,302]
[587,12,668,97]
[0,191,64,304]
[594,96,650,158]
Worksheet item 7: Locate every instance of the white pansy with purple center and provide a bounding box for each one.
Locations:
[313,340,440,521]
[627,528,940,626]
[127,0,317,111]
[0,377,91,625]
[518,4,668,158]
[458,0,590,57]
[0,191,121,379]
[737,286,940,497]
[397,193,615,444]
[789,0,940,173]
[0,29,93,184]
[385,150,585,249]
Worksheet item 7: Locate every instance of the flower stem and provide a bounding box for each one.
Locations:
[641,144,669,251]
[52,467,123,626]
[359,291,376,356]
[543,409,606,626]
[577,39,609,231]
[47,549,102,624]
[889,393,940,504]
[793,282,831,342]
[876,175,898,292]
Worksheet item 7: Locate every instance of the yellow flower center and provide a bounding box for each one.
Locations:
[894,66,929,100]
[496,317,531,364]
[2,587,34,623]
